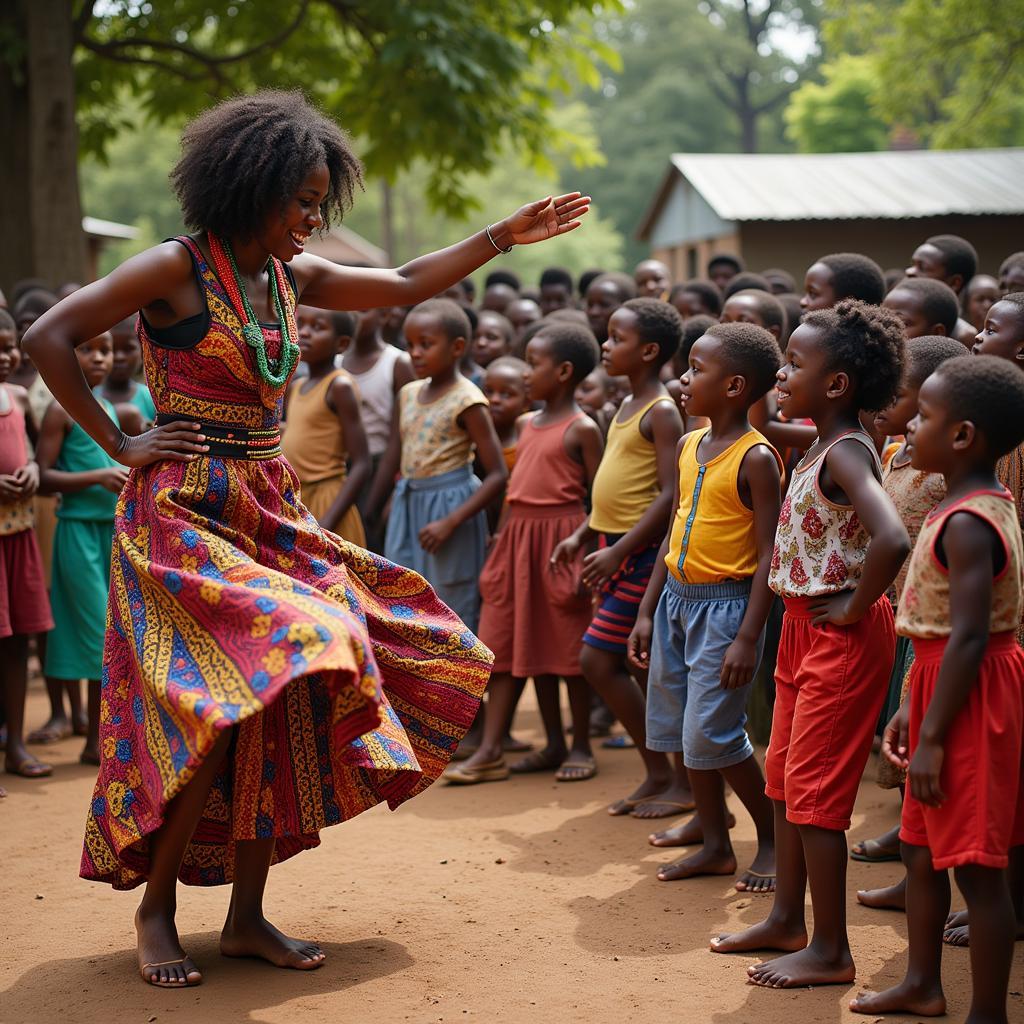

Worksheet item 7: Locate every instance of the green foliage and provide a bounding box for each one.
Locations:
[73,0,621,216]
[824,0,1024,147]
[785,54,888,152]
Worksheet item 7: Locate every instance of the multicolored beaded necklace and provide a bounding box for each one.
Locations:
[208,233,300,388]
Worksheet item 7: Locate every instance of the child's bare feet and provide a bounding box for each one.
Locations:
[27,715,72,744]
[136,905,202,987]
[856,877,906,911]
[629,778,695,820]
[943,909,969,946]
[657,847,736,882]
[220,915,325,969]
[710,918,807,955]
[746,946,855,988]
[735,844,777,893]
[554,751,597,781]
[607,772,673,816]
[648,812,736,847]
[849,980,946,1016]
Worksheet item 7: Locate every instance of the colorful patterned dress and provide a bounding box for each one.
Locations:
[81,236,491,890]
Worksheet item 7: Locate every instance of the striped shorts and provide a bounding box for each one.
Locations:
[582,534,660,654]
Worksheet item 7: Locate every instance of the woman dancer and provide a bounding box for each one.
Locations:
[24,90,588,989]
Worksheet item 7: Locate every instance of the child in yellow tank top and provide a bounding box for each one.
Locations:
[629,322,783,889]
[282,306,369,545]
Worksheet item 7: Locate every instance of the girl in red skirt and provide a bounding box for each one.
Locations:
[446,321,605,783]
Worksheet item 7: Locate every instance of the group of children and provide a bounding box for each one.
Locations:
[4,233,1024,1020]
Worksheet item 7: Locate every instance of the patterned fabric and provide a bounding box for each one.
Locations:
[398,377,487,479]
[81,235,491,890]
[769,430,880,598]
[883,444,946,603]
[896,489,1024,640]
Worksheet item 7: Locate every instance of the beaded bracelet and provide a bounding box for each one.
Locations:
[485,223,513,254]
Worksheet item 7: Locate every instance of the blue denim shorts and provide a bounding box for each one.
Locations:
[646,576,761,770]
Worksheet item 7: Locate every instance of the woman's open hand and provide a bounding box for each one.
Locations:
[114,422,210,468]
[501,193,591,247]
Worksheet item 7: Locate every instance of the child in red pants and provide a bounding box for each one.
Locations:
[851,355,1024,1024]
[712,300,911,989]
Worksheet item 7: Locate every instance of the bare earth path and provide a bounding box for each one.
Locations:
[2,687,1018,1024]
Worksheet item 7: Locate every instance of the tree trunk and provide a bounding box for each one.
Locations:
[736,75,758,153]
[0,0,86,298]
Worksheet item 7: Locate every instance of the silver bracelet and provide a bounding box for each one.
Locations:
[485,223,513,254]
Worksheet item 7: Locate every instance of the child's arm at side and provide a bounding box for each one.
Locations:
[626,435,684,672]
[36,402,128,496]
[910,512,998,807]
[320,376,371,533]
[9,386,39,499]
[364,401,402,522]
[581,401,684,589]
[418,404,508,553]
[720,446,782,689]
[810,441,910,625]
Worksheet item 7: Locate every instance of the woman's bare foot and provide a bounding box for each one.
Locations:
[136,905,202,987]
[710,918,807,955]
[849,980,946,1016]
[747,946,855,988]
[630,777,695,820]
[607,773,673,816]
[856,877,906,911]
[27,716,72,745]
[648,812,736,847]
[220,915,325,969]
[658,847,736,882]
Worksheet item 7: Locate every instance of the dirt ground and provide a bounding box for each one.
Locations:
[2,684,1021,1024]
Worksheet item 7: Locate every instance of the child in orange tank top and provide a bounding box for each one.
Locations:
[282,306,369,544]
[446,323,605,784]
[850,356,1024,1023]
[713,301,911,992]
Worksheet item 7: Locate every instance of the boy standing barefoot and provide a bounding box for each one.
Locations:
[851,356,1024,1024]
[629,323,781,891]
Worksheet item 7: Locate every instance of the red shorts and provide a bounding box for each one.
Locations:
[765,595,895,830]
[0,528,53,639]
[900,633,1024,870]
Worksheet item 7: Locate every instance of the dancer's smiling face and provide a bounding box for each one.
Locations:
[254,164,330,262]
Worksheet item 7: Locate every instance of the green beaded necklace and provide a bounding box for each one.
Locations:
[211,234,300,388]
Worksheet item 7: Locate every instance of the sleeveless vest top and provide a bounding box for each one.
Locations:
[398,377,487,479]
[282,370,352,484]
[507,411,587,508]
[896,489,1024,639]
[589,395,675,534]
[769,429,880,598]
[0,385,33,535]
[341,344,400,458]
[666,427,781,585]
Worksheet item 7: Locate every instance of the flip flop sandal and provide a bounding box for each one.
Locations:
[502,736,534,753]
[554,756,597,782]
[443,759,510,785]
[601,735,636,749]
[629,800,696,819]
[850,838,901,862]
[5,757,53,778]
[509,750,563,774]
[140,957,201,988]
[607,797,643,816]
[27,723,72,745]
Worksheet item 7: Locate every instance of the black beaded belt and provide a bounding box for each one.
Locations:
[155,414,282,461]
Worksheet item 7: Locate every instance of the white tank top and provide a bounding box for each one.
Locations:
[339,344,400,457]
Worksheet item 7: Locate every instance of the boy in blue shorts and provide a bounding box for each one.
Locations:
[629,322,782,890]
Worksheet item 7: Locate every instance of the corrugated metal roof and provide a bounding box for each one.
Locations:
[668,149,1024,222]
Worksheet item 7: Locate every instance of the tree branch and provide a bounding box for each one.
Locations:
[71,0,94,42]
[753,81,799,115]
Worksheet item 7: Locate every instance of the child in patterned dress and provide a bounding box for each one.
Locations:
[712,300,911,990]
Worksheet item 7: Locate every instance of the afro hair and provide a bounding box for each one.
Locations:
[171,90,362,241]
[590,272,638,303]
[486,355,529,381]
[705,321,781,401]
[817,252,887,306]
[531,320,601,384]
[933,355,1024,457]
[670,279,723,317]
[904,335,967,390]
[484,269,521,292]
[676,314,718,370]
[724,289,787,340]
[546,308,590,326]
[889,278,961,334]
[925,234,978,287]
[406,298,471,343]
[578,268,607,298]
[620,297,683,367]
[802,299,905,412]
[539,266,574,292]
[762,267,796,294]
[708,253,743,275]
[724,272,772,299]
[998,291,1024,323]
[477,310,515,343]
